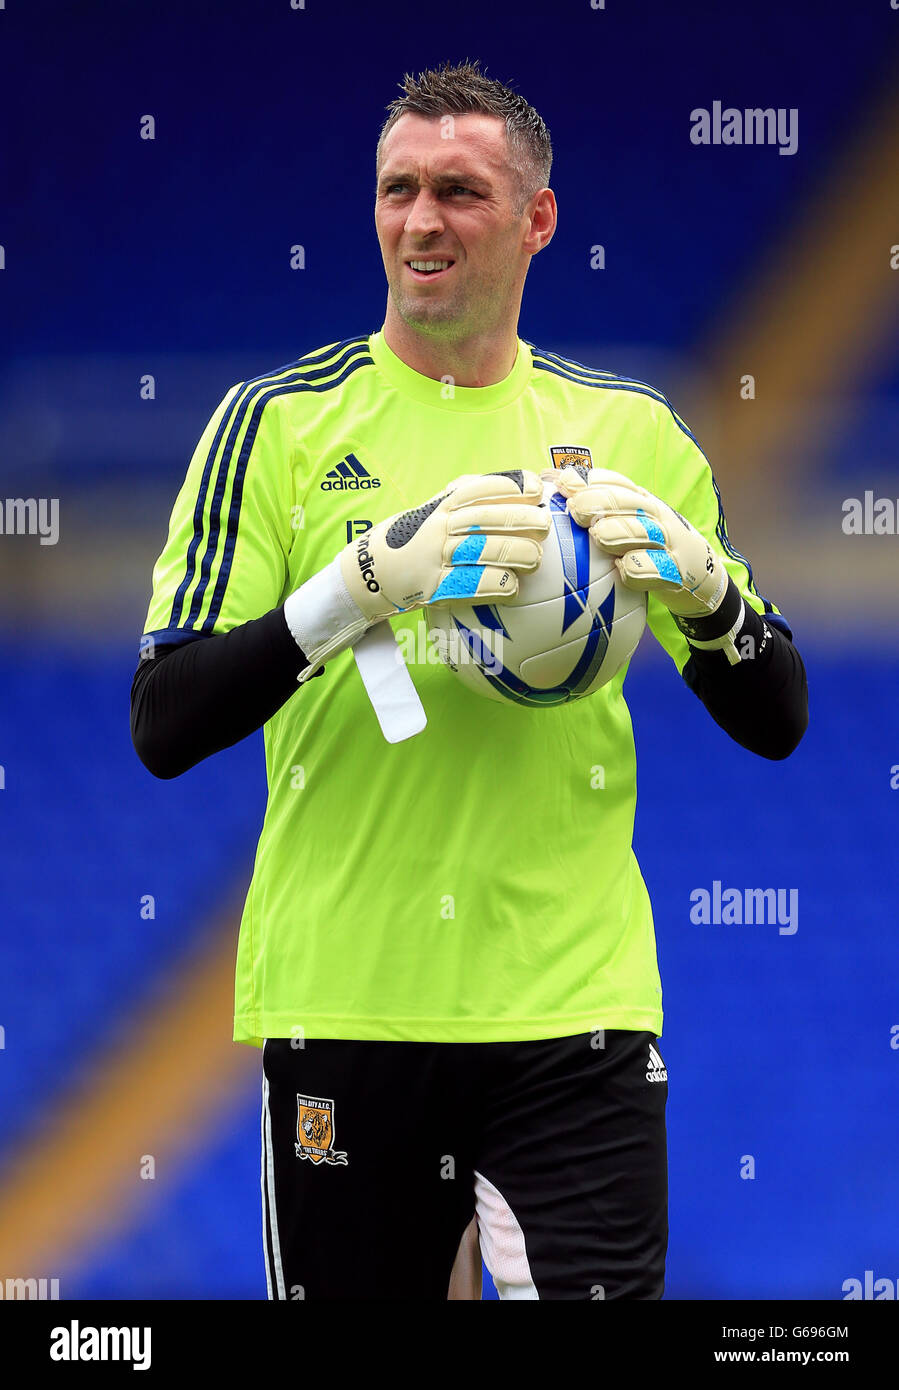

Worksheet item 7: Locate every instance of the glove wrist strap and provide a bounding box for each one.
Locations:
[675,576,745,667]
[284,558,372,682]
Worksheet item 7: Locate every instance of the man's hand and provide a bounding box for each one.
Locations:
[286,469,550,681]
[547,465,745,665]
[340,469,550,623]
[549,465,725,617]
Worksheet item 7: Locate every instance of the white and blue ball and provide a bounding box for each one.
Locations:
[426,479,647,707]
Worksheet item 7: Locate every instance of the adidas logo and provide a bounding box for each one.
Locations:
[320,454,381,491]
[646,1043,667,1083]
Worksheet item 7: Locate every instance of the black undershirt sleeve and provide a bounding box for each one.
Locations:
[132,583,807,779]
[130,606,323,780]
[678,584,808,761]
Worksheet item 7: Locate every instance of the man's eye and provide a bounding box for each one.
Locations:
[385,183,408,195]
[448,186,474,196]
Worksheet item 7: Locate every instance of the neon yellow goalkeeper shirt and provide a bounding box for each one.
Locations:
[142,331,779,1047]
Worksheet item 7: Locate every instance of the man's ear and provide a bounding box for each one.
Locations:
[525,188,557,256]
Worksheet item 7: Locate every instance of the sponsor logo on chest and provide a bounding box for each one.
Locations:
[320,453,381,491]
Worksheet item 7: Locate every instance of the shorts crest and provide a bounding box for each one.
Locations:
[295,1094,349,1165]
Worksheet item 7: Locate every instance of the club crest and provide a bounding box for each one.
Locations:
[549,445,593,471]
[295,1094,348,1166]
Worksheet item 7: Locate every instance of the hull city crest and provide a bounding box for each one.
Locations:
[295,1094,349,1166]
[549,445,593,471]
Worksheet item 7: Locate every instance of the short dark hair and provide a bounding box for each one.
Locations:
[376,59,552,211]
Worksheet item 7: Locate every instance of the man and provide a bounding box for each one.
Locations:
[131,60,807,1301]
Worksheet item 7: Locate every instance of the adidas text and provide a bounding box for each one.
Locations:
[321,455,381,491]
[321,476,381,491]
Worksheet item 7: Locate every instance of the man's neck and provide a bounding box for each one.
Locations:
[381,313,519,388]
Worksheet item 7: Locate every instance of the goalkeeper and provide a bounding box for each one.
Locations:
[131,61,807,1301]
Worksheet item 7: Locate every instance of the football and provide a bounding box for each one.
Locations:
[426,477,647,707]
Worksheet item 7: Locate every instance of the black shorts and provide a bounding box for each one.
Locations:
[260,1028,668,1301]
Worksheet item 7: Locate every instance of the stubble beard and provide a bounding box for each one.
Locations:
[389,274,474,340]
[384,238,521,343]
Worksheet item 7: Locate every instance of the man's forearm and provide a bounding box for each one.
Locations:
[680,597,808,760]
[130,607,323,779]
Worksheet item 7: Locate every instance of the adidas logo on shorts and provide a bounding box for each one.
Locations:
[321,454,381,491]
[646,1043,667,1083]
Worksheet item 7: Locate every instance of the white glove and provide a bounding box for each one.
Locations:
[547,465,745,664]
[285,469,550,680]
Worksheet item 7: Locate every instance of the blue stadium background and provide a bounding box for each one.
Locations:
[1,0,897,1299]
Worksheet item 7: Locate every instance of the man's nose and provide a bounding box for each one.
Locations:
[404,190,445,238]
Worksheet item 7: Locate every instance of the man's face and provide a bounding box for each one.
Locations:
[375,113,536,340]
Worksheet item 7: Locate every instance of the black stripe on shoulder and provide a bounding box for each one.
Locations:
[530,346,668,401]
[197,354,373,633]
[167,341,373,634]
[527,342,625,381]
[266,335,374,380]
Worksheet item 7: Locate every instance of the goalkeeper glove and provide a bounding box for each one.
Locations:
[547,465,745,665]
[285,469,551,680]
